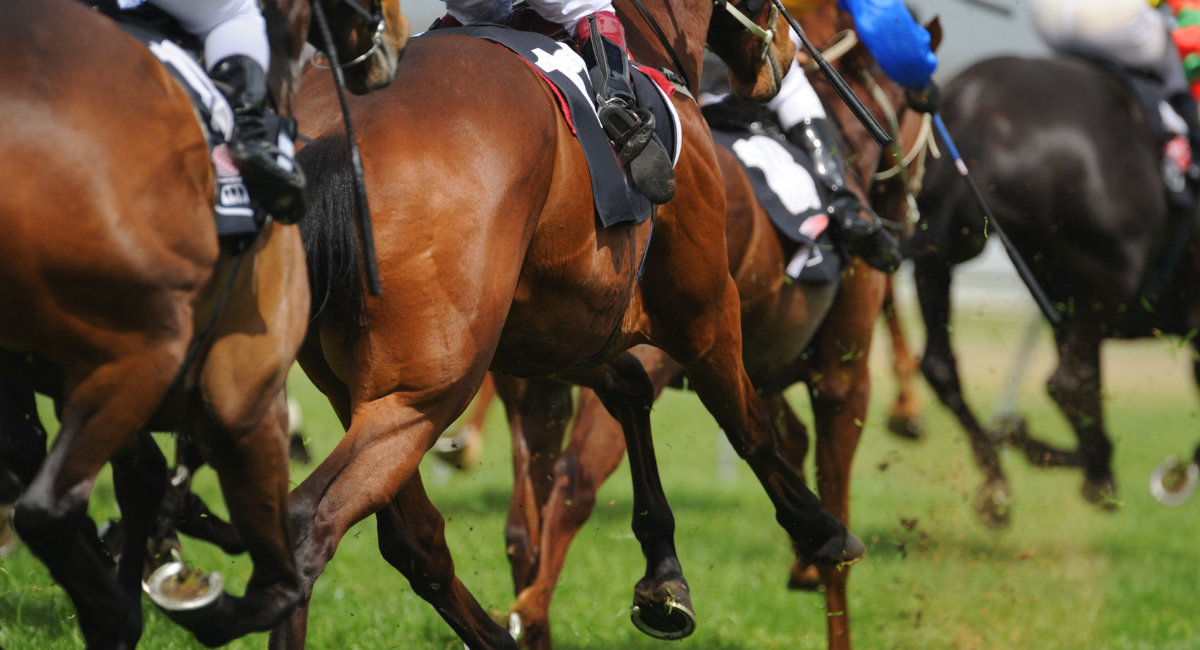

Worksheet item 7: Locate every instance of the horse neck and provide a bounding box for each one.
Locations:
[615,0,710,88]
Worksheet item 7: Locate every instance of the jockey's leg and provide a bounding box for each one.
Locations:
[524,0,676,204]
[769,34,899,272]
[150,0,306,225]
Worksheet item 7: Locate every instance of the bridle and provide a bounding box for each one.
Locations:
[624,0,778,94]
[311,0,386,70]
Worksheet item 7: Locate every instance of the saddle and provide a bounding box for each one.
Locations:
[701,94,843,284]
[80,0,278,241]
[424,7,682,227]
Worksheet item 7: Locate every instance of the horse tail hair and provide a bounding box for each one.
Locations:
[297,134,367,347]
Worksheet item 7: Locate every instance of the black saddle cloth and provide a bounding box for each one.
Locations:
[420,24,679,227]
[704,98,842,284]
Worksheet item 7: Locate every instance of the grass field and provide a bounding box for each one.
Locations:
[4,308,1200,650]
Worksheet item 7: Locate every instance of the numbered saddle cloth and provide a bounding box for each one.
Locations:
[424,25,682,227]
[710,128,843,284]
[85,0,266,238]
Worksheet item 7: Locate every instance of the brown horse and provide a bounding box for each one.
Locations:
[496,7,940,649]
[279,1,878,647]
[0,0,403,647]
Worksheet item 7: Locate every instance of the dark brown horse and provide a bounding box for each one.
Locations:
[496,7,939,649]
[0,0,403,647]
[909,55,1200,525]
[280,1,875,648]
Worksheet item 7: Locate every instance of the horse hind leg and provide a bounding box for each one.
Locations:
[882,276,924,440]
[493,374,572,598]
[914,256,1013,527]
[376,472,518,650]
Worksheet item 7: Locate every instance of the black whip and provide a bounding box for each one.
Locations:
[312,0,384,296]
[933,114,1062,326]
[768,0,892,148]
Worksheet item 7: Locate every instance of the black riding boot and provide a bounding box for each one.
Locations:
[579,12,675,204]
[209,55,306,225]
[787,118,901,273]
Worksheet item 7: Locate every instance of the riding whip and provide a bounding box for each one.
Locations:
[312,0,385,296]
[932,114,1063,326]
[768,0,893,148]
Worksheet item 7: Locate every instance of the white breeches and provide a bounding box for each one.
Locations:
[444,0,613,34]
[149,0,269,71]
[1031,0,1168,71]
[768,32,826,130]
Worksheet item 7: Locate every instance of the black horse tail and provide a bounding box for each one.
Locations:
[297,134,367,347]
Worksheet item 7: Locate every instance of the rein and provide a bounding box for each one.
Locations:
[626,0,694,92]
[311,0,385,295]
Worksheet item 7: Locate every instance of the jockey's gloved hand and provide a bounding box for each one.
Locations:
[905,81,940,114]
[210,55,307,225]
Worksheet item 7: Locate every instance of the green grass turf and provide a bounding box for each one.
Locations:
[4,313,1200,650]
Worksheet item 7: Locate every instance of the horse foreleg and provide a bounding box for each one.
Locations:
[494,375,572,597]
[377,473,518,650]
[672,278,863,567]
[187,389,301,647]
[882,275,924,439]
[557,351,694,641]
[1042,328,1112,505]
[914,256,1012,527]
[808,261,882,650]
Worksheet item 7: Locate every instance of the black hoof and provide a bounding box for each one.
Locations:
[800,518,867,568]
[887,415,924,441]
[631,579,696,640]
[630,136,676,205]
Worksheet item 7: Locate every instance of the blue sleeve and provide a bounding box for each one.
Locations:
[838,0,938,90]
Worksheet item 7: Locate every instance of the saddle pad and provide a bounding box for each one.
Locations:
[423,25,681,227]
[710,128,843,284]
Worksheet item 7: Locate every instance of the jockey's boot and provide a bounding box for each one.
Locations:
[787,118,901,273]
[209,56,306,225]
[577,12,675,204]
[1168,92,1200,183]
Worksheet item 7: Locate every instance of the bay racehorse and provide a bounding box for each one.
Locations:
[281,1,873,648]
[909,55,1200,525]
[0,0,404,646]
[495,7,941,649]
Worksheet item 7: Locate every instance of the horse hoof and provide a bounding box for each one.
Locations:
[803,527,867,567]
[1150,455,1199,506]
[631,580,696,640]
[973,479,1013,529]
[143,562,224,625]
[431,426,484,469]
[1082,476,1120,509]
[887,415,924,441]
[787,561,821,591]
